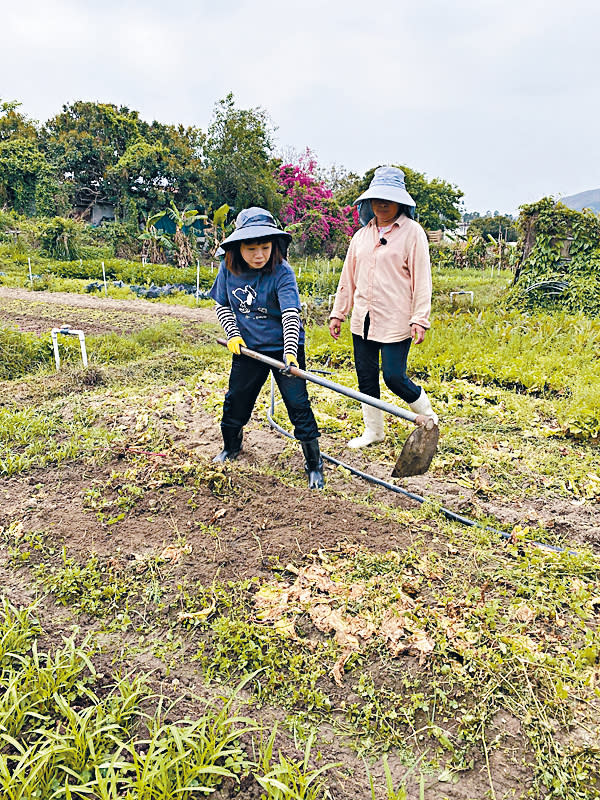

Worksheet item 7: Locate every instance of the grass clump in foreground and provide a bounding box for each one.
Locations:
[0,600,341,799]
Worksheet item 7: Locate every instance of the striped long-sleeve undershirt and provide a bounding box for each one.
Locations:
[215,303,241,340]
[281,308,300,357]
[215,304,301,357]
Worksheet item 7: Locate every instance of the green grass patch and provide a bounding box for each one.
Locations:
[0,402,117,477]
[0,320,191,380]
[308,305,600,441]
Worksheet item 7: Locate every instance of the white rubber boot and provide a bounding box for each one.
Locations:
[347,404,385,448]
[409,389,439,425]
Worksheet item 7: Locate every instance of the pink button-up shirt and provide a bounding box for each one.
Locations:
[330,215,432,342]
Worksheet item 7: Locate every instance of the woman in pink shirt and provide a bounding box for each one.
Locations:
[329,166,438,448]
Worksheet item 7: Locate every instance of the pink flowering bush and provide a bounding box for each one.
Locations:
[275,149,358,257]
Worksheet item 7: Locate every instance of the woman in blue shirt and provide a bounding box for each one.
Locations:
[209,207,324,489]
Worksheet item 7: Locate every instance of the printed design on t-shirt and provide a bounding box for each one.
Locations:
[232,285,257,314]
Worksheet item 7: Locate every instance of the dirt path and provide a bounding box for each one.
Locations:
[0,287,215,323]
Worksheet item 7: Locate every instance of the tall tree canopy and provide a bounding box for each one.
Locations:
[203,93,280,214]
[0,100,39,142]
[0,96,465,258]
[44,101,141,208]
[44,101,206,220]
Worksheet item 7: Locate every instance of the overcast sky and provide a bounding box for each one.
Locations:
[3,0,599,215]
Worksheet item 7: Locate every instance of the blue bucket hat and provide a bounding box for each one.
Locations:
[354,166,416,226]
[219,206,292,250]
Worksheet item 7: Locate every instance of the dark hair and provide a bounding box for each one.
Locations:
[397,203,415,219]
[224,236,285,275]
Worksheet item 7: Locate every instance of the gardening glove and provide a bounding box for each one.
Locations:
[227,336,246,356]
[282,353,299,375]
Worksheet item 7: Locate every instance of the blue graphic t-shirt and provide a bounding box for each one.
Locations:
[209,259,305,352]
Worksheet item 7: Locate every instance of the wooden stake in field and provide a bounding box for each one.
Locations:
[101,261,108,296]
[28,257,33,284]
[196,258,200,304]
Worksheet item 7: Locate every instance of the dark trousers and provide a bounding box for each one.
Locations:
[222,345,319,442]
[352,318,421,404]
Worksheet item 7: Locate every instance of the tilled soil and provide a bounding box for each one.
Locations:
[0,286,215,321]
[0,414,539,800]
[1,289,598,799]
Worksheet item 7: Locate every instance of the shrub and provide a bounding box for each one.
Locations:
[39,217,85,260]
[275,150,358,258]
[507,198,600,316]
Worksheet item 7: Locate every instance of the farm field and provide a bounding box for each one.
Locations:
[0,270,599,800]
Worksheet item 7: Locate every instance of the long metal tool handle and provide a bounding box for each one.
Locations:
[217,338,418,424]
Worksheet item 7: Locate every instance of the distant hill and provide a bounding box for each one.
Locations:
[561,188,600,213]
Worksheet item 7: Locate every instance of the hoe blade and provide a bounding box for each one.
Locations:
[391,419,439,478]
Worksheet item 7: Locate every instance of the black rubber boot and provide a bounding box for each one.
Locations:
[213,426,243,463]
[300,439,325,489]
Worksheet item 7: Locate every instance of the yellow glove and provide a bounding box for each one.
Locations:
[227,336,246,355]
[282,353,299,374]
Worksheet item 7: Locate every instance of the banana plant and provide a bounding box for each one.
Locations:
[138,211,173,264]
[203,203,230,256]
[166,202,208,267]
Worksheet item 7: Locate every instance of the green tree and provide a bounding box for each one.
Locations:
[0,100,50,214]
[403,167,462,230]
[107,133,207,222]
[0,100,38,142]
[203,93,280,213]
[108,139,181,215]
[467,214,517,242]
[45,101,207,221]
[44,101,142,210]
[33,173,73,217]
